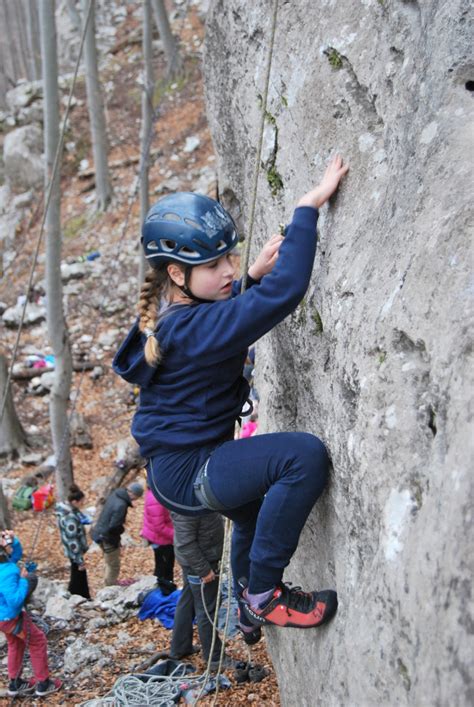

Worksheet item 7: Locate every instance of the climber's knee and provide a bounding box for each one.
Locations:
[284,432,330,497]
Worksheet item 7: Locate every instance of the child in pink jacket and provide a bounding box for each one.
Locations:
[141,489,176,595]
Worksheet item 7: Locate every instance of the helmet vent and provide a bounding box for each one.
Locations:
[216,240,227,250]
[160,239,177,252]
[147,240,158,251]
[184,218,204,231]
[179,246,200,258]
[162,212,181,222]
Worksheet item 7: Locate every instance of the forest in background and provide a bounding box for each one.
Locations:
[0,1,279,704]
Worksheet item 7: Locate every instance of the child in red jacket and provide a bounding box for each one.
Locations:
[141,489,176,595]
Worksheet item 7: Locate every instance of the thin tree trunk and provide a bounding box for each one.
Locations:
[26,0,42,80]
[0,4,11,106]
[14,0,30,80]
[0,354,28,458]
[81,0,112,211]
[3,0,22,83]
[138,0,154,286]
[39,0,74,502]
[0,483,12,531]
[151,0,181,78]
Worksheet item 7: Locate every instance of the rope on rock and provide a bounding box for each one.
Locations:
[198,2,280,704]
[240,0,279,294]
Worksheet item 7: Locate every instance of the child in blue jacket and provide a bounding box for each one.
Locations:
[0,531,61,697]
[113,156,348,642]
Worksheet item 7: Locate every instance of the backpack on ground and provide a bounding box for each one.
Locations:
[12,485,35,511]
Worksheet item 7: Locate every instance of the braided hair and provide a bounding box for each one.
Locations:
[138,267,171,366]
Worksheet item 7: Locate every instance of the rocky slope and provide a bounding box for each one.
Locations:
[204,1,473,705]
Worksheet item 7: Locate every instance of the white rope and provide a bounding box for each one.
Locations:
[187,3,281,703]
[240,0,279,293]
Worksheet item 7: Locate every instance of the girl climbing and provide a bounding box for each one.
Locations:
[113,155,348,643]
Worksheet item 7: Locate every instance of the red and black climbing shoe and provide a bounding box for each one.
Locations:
[242,581,338,629]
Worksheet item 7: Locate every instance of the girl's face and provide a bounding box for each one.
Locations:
[189,253,235,300]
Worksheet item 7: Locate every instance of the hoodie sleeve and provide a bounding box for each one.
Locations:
[163,207,318,364]
[2,568,29,616]
[9,538,23,564]
[113,207,318,379]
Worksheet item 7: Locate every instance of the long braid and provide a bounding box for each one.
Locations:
[138,267,169,366]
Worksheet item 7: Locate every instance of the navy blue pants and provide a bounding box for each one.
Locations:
[148,432,329,593]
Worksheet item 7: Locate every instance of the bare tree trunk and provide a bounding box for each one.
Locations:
[25,0,42,80]
[0,483,12,531]
[138,0,154,286]
[0,354,28,458]
[3,0,22,82]
[14,0,30,81]
[151,0,181,78]
[81,0,112,211]
[0,4,12,108]
[39,0,74,502]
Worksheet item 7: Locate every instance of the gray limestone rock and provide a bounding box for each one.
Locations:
[5,80,43,113]
[2,300,46,328]
[44,593,86,621]
[63,637,114,674]
[204,2,473,706]
[3,125,44,191]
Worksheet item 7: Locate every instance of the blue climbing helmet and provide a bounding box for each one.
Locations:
[142,192,239,268]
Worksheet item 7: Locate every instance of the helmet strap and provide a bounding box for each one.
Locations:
[177,266,214,304]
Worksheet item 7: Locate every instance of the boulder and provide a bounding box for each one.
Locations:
[3,125,44,191]
[6,80,43,113]
[44,592,86,621]
[94,575,156,618]
[204,2,473,706]
[2,300,46,328]
[63,637,114,674]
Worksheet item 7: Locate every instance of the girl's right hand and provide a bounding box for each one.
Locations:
[298,154,349,209]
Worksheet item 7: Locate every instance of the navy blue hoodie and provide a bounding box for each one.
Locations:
[113,206,318,457]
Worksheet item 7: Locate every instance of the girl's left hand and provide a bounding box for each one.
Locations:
[248,234,284,281]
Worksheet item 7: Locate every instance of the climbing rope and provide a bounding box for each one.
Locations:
[196,2,280,703]
[240,0,279,293]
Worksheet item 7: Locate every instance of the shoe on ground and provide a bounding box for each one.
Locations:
[157,578,178,596]
[209,654,236,671]
[35,677,62,696]
[248,664,269,682]
[241,579,338,629]
[233,660,250,683]
[7,677,35,696]
[169,645,199,660]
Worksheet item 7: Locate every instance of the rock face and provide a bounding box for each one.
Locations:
[3,125,44,191]
[204,2,473,706]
